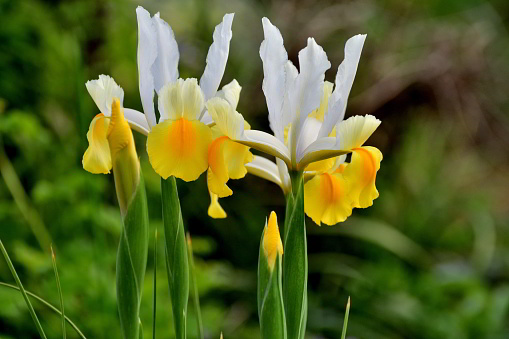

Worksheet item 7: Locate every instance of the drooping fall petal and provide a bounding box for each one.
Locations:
[304,172,353,226]
[147,118,212,181]
[208,191,227,219]
[83,113,112,174]
[342,146,382,208]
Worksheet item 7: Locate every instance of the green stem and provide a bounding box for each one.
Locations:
[161,177,189,339]
[0,240,47,339]
[0,282,87,339]
[283,170,307,339]
[153,229,158,339]
[186,233,204,339]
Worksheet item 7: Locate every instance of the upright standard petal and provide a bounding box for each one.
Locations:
[147,118,212,181]
[260,17,288,142]
[342,146,382,208]
[152,12,179,91]
[200,13,234,102]
[289,38,331,161]
[158,78,205,121]
[136,7,158,128]
[85,75,124,116]
[123,108,150,135]
[83,113,112,174]
[319,34,366,139]
[304,172,353,226]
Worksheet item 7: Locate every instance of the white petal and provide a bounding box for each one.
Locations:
[260,17,288,142]
[199,13,234,101]
[245,156,283,190]
[319,34,366,138]
[298,115,379,167]
[124,108,150,135]
[85,75,124,116]
[152,12,179,91]
[281,60,298,128]
[276,158,291,193]
[297,137,349,168]
[336,114,381,150]
[216,79,241,110]
[206,97,244,139]
[200,111,214,126]
[181,78,205,120]
[238,130,291,166]
[296,116,322,160]
[288,38,330,159]
[136,6,157,128]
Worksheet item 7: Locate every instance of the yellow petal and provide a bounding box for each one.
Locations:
[208,191,227,219]
[304,172,353,226]
[147,118,212,181]
[158,78,204,121]
[263,211,283,271]
[82,113,112,174]
[207,136,253,197]
[207,136,233,198]
[305,157,336,173]
[343,146,382,208]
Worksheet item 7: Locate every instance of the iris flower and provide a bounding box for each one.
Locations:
[208,17,382,225]
[133,7,253,217]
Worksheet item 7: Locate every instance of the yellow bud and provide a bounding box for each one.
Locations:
[107,98,140,215]
[263,211,283,271]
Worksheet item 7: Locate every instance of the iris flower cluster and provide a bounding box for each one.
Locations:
[81,6,382,339]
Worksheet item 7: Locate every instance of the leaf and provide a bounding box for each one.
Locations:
[340,297,351,339]
[116,173,150,339]
[50,245,66,339]
[282,171,307,339]
[0,240,47,339]
[0,282,87,339]
[161,177,189,339]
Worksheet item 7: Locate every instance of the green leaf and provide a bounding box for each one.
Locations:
[0,282,87,339]
[187,233,204,339]
[283,171,307,339]
[257,229,286,339]
[161,177,189,339]
[50,245,66,339]
[116,173,150,339]
[0,240,47,339]
[340,297,351,339]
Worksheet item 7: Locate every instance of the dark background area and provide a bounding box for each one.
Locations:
[1,0,509,338]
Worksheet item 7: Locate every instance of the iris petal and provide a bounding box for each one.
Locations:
[83,113,112,174]
[147,118,212,181]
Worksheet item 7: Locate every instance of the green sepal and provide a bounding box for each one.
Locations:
[257,230,286,339]
[161,177,189,339]
[283,170,307,339]
[116,170,150,339]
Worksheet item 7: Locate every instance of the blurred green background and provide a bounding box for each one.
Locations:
[1,0,509,338]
